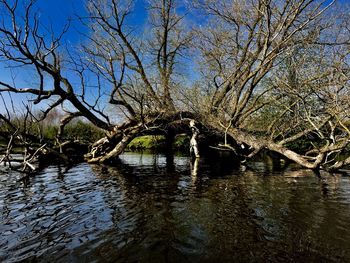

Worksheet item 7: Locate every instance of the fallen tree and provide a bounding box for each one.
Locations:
[0,0,350,172]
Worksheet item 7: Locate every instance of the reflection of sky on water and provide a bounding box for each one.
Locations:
[119,152,189,168]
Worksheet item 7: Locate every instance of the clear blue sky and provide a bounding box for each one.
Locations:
[36,0,148,43]
[0,0,149,114]
[0,0,349,114]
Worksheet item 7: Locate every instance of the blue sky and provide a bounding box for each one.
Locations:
[0,0,349,114]
[0,0,149,114]
[0,0,197,115]
[36,0,148,44]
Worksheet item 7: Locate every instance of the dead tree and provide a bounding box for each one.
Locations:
[0,101,47,172]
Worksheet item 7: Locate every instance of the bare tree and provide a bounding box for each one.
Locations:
[192,0,350,170]
[79,0,197,162]
[1,0,350,171]
[0,0,197,166]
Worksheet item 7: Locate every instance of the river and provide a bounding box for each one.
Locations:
[1,152,350,262]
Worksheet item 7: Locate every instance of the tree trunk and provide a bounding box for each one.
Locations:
[190,120,200,158]
[86,123,142,164]
[224,126,326,170]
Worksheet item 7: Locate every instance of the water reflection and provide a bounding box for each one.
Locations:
[0,152,350,262]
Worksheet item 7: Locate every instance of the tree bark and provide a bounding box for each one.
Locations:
[86,123,142,164]
[190,120,200,158]
[224,126,326,170]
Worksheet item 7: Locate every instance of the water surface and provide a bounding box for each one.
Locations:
[1,152,350,262]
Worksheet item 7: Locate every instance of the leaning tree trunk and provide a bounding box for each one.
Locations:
[85,122,143,164]
[224,126,327,170]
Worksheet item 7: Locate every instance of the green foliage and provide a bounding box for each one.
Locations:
[127,135,166,150]
[173,134,190,150]
[42,126,58,140]
[63,121,105,142]
[127,134,190,151]
[25,121,104,143]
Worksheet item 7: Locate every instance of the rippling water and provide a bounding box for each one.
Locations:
[1,152,350,262]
